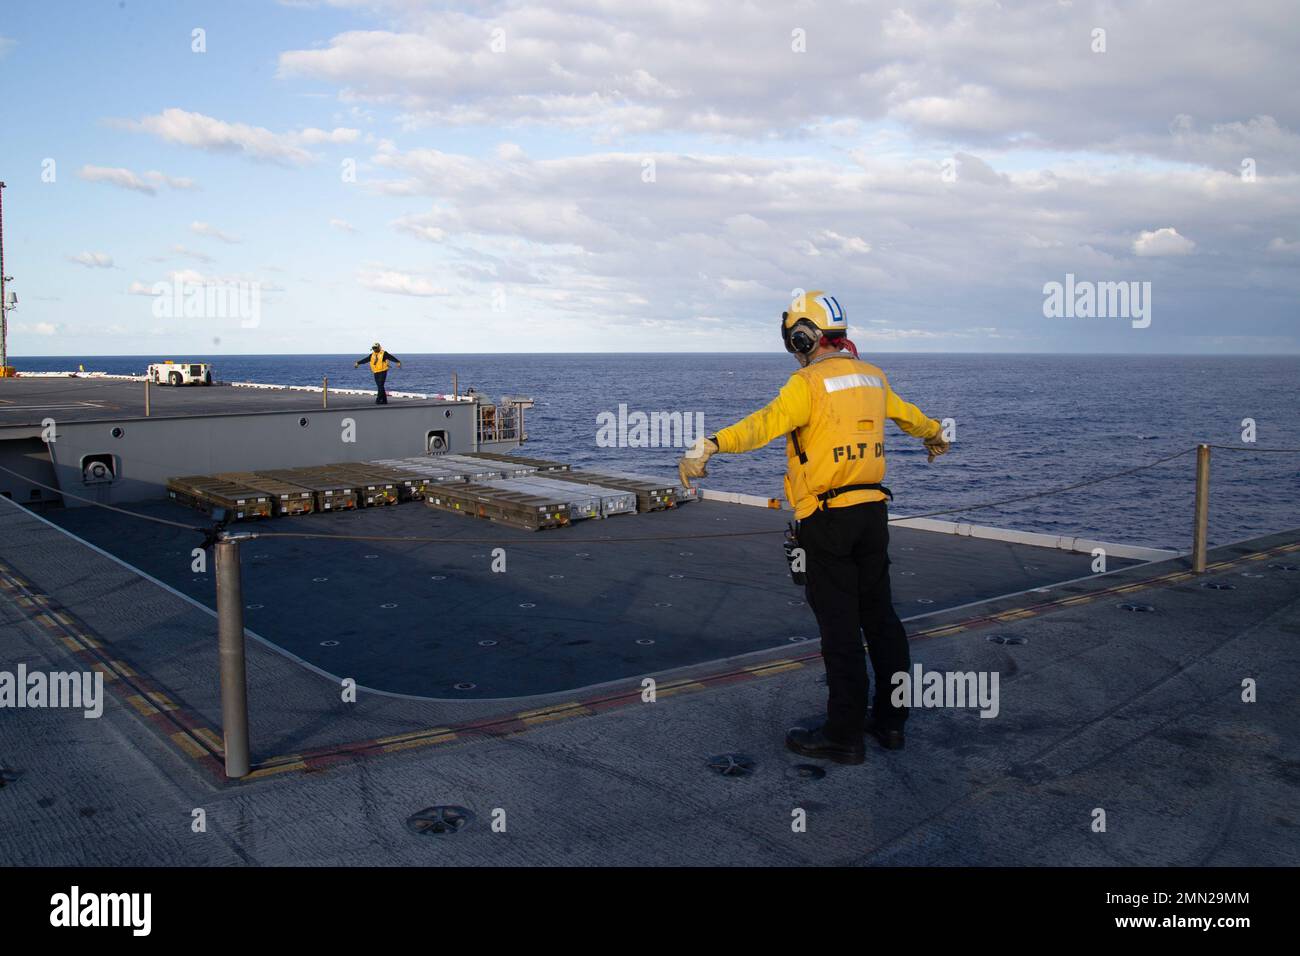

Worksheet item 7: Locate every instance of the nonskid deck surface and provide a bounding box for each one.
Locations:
[44,498,1134,698]
[0,375,439,428]
[2,492,1296,865]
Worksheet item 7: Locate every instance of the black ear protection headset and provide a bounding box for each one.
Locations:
[780,312,821,355]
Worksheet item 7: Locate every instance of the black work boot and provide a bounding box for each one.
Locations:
[863,714,905,751]
[785,724,865,765]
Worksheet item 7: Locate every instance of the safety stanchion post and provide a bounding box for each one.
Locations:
[144,376,150,417]
[1192,443,1210,573]
[215,535,251,778]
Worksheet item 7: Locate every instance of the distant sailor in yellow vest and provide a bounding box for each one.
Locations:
[354,342,401,404]
[678,290,950,764]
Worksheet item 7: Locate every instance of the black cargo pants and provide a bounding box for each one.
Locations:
[373,370,388,404]
[798,500,910,743]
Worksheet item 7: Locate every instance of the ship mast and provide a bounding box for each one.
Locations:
[0,180,8,371]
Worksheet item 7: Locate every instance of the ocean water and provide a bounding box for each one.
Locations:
[17,353,1300,550]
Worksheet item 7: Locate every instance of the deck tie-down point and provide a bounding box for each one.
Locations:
[790,764,826,780]
[987,633,1028,645]
[406,806,473,836]
[707,754,756,777]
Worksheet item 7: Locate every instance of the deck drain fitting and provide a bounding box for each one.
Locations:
[707,754,756,778]
[1118,603,1155,613]
[478,640,498,647]
[669,573,684,579]
[1240,572,1264,578]
[788,635,810,643]
[518,602,535,609]
[453,682,477,691]
[787,600,805,607]
[679,551,693,557]
[406,806,474,836]
[900,570,916,576]
[381,602,398,608]
[654,602,673,608]
[549,574,565,580]
[987,634,1029,646]
[575,552,590,558]
[364,554,379,559]
[246,604,263,610]
[430,575,446,581]
[790,764,826,780]
[312,577,328,582]
[1202,582,1237,590]
[636,638,655,645]
[917,598,934,605]
[1268,564,1299,572]
[320,640,340,647]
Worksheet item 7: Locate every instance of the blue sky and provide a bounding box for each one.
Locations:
[1,0,1297,356]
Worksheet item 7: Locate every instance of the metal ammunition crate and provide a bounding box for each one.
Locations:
[255,468,359,511]
[410,456,505,483]
[372,458,467,492]
[440,453,537,479]
[318,463,400,507]
[501,475,636,519]
[483,477,603,520]
[468,451,570,473]
[213,471,316,516]
[353,461,428,501]
[565,470,681,511]
[166,476,273,521]
[424,481,570,531]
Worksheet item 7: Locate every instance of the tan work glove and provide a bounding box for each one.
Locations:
[924,434,951,463]
[678,437,719,489]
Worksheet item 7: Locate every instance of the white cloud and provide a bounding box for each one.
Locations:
[67,251,114,268]
[78,165,193,194]
[276,2,1300,169]
[123,108,359,166]
[13,321,57,336]
[1133,227,1196,257]
[357,267,447,296]
[1266,237,1300,255]
[329,218,357,233]
[191,221,241,244]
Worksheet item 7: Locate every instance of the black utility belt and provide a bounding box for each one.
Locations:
[815,483,893,509]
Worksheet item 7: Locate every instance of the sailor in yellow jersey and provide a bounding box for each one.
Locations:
[678,291,950,764]
[354,342,402,404]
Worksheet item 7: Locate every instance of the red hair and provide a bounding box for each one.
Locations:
[821,334,859,358]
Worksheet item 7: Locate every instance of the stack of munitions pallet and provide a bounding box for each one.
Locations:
[424,481,570,531]
[317,463,400,506]
[467,451,570,473]
[166,476,273,521]
[378,456,506,486]
[256,468,359,512]
[439,453,537,478]
[372,458,464,494]
[485,475,636,519]
[338,461,425,502]
[565,469,685,512]
[213,471,315,516]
